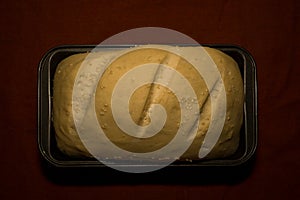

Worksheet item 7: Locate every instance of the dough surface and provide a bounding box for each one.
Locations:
[53,45,244,160]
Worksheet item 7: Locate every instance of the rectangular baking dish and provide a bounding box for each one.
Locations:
[38,44,257,169]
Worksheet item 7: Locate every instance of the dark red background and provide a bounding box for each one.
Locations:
[1,0,299,199]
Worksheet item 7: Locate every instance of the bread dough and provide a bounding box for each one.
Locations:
[53,45,243,160]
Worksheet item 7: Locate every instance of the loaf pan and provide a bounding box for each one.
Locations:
[38,44,257,169]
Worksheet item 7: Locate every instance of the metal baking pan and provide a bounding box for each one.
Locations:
[38,44,257,171]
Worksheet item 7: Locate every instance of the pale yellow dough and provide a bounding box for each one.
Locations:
[53,46,244,160]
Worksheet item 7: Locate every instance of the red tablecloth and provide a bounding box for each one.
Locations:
[1,0,299,199]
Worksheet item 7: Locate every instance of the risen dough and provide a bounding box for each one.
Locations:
[53,45,243,160]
